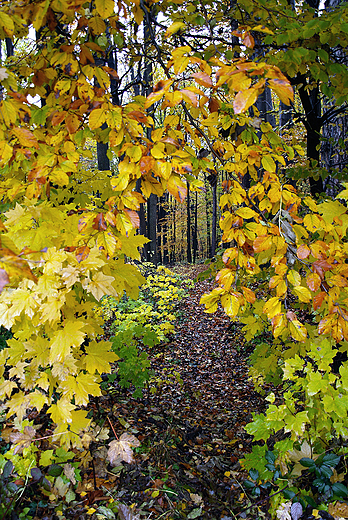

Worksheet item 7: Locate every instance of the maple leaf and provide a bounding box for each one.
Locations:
[288,440,319,476]
[10,425,36,454]
[84,340,119,374]
[107,433,140,466]
[48,399,76,425]
[49,321,86,363]
[86,271,118,301]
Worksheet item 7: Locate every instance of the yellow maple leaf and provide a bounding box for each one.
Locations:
[6,392,30,422]
[84,340,119,374]
[48,399,76,425]
[60,373,101,406]
[50,321,86,363]
[87,271,118,301]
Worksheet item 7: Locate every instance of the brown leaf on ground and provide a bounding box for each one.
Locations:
[107,433,140,466]
[10,426,36,454]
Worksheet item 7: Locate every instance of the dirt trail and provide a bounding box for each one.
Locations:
[107,279,266,519]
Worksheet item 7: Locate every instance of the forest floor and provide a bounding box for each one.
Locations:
[88,265,268,520]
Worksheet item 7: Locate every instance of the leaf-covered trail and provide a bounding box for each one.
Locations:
[105,276,267,519]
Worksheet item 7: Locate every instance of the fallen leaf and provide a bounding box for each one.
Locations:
[107,433,140,466]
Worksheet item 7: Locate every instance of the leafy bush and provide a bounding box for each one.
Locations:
[98,263,192,396]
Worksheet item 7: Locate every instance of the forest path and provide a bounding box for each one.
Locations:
[108,275,266,519]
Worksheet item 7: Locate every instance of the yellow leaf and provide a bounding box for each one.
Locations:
[233,87,259,114]
[293,286,312,303]
[268,79,294,106]
[145,90,166,109]
[6,392,30,422]
[167,175,187,202]
[221,293,240,317]
[289,319,307,342]
[89,108,107,130]
[263,297,281,319]
[29,390,48,412]
[96,231,120,258]
[12,128,39,149]
[174,56,190,75]
[261,155,276,173]
[165,21,186,37]
[95,0,115,18]
[61,373,101,406]
[87,271,118,301]
[235,207,257,219]
[1,99,17,126]
[33,0,50,30]
[84,340,119,374]
[50,321,86,363]
[287,270,301,286]
[0,140,13,165]
[89,16,106,34]
[48,399,75,425]
[0,11,14,36]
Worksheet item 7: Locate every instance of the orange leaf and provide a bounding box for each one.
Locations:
[145,90,166,109]
[12,128,39,149]
[180,89,198,107]
[297,244,310,259]
[313,291,326,310]
[268,79,294,106]
[191,71,213,88]
[0,248,37,283]
[92,213,107,231]
[127,110,148,124]
[65,114,80,134]
[167,175,187,203]
[124,209,140,228]
[208,97,220,113]
[233,87,259,114]
[306,272,321,292]
[242,286,256,303]
[51,112,66,126]
[140,156,155,175]
[76,245,90,263]
[253,235,272,253]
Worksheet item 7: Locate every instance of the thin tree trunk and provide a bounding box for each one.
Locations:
[211,182,217,257]
[186,181,192,263]
[192,191,198,263]
[143,8,157,264]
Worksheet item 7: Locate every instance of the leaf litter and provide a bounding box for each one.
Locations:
[93,270,267,519]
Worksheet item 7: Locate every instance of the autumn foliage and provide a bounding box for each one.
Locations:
[0,0,348,514]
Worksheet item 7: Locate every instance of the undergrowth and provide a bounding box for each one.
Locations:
[98,262,193,396]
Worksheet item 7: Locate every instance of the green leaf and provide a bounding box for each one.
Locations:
[332,482,348,497]
[299,457,316,469]
[249,469,259,480]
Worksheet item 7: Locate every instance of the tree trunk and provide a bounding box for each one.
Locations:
[186,181,192,263]
[211,182,217,257]
[192,191,198,263]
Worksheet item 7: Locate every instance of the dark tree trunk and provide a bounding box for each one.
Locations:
[186,181,192,263]
[297,79,323,196]
[143,7,157,264]
[192,191,198,263]
[204,174,211,258]
[211,182,217,257]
